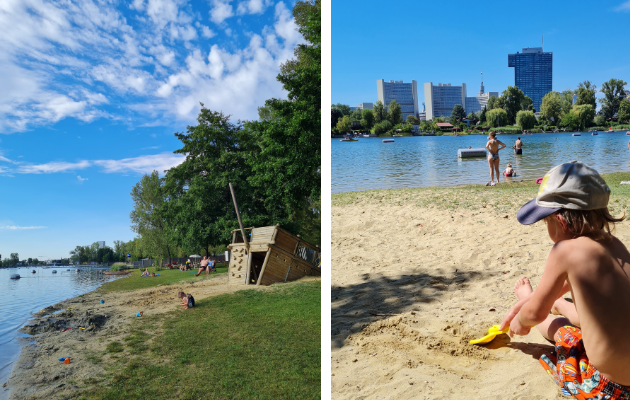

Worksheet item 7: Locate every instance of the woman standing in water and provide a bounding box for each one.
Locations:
[486,132,506,186]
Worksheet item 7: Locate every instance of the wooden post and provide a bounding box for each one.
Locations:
[229,183,249,252]
[245,252,252,285]
[256,249,272,286]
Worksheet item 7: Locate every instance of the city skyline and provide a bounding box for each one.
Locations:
[332,0,630,110]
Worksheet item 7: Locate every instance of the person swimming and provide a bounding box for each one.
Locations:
[503,163,515,177]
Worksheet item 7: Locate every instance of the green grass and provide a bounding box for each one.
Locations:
[332,171,630,217]
[98,264,228,294]
[106,342,124,353]
[79,280,321,400]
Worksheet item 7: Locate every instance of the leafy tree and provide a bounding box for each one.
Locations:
[349,109,362,122]
[361,109,375,130]
[130,171,174,263]
[10,253,19,266]
[406,115,420,125]
[576,81,597,109]
[594,114,605,126]
[336,115,351,133]
[387,100,402,125]
[257,105,277,121]
[521,95,534,112]
[516,110,536,130]
[499,86,528,124]
[486,109,508,127]
[450,104,466,124]
[374,120,393,135]
[467,112,479,125]
[560,89,576,117]
[486,96,498,110]
[479,105,487,122]
[560,112,580,131]
[618,98,630,124]
[599,78,628,120]
[573,104,595,130]
[331,103,351,116]
[372,100,385,124]
[540,91,562,124]
[331,108,342,128]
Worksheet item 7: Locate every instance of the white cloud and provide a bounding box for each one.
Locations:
[200,25,217,38]
[210,0,234,24]
[77,175,88,182]
[615,1,630,11]
[0,225,47,230]
[237,0,273,15]
[17,160,91,174]
[93,152,185,174]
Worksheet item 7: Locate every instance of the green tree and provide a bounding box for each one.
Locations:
[521,95,534,112]
[130,171,174,263]
[486,109,508,127]
[499,86,528,125]
[372,100,385,124]
[599,78,628,120]
[467,112,479,126]
[257,105,277,121]
[573,104,595,130]
[10,253,19,266]
[406,115,420,125]
[618,98,630,124]
[594,114,605,126]
[479,105,487,123]
[387,100,402,125]
[486,96,498,110]
[331,103,351,116]
[349,109,362,122]
[576,81,597,109]
[560,112,580,131]
[336,115,351,133]
[560,89,576,117]
[516,110,536,130]
[540,91,562,124]
[331,108,342,128]
[361,109,375,130]
[450,104,466,124]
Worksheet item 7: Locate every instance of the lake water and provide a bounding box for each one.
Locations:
[331,131,630,193]
[0,267,121,399]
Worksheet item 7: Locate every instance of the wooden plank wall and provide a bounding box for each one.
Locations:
[259,248,319,285]
[274,230,298,254]
[228,245,248,285]
[251,226,275,243]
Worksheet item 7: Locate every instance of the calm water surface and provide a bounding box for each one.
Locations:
[0,267,121,399]
[332,132,630,193]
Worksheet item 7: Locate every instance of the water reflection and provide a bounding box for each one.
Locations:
[332,132,630,193]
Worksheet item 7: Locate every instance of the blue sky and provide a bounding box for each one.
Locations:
[332,0,630,109]
[0,0,302,261]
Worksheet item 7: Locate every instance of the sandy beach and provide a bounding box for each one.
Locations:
[6,273,270,400]
[331,182,630,399]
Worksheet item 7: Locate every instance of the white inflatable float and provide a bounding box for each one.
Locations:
[458,148,487,158]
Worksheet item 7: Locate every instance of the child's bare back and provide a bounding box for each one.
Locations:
[502,161,630,395]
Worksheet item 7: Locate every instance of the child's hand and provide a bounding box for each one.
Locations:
[508,312,532,337]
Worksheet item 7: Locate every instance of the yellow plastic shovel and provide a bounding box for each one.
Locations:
[469,324,509,345]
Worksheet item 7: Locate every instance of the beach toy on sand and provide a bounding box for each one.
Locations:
[64,358,71,364]
[100,300,104,304]
[61,328,71,332]
[136,312,141,317]
[58,357,69,362]
[79,327,85,330]
[469,325,509,345]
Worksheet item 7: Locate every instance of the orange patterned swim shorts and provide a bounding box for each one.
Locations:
[539,326,630,399]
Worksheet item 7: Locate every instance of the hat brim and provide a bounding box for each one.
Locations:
[516,198,560,225]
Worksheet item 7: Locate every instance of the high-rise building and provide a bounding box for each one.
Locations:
[97,241,105,249]
[508,47,552,112]
[465,69,499,114]
[424,82,467,120]
[376,80,419,121]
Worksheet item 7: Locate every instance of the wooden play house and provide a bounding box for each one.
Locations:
[227,225,320,286]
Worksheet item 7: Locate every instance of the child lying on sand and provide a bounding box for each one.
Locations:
[500,161,630,398]
[177,291,195,310]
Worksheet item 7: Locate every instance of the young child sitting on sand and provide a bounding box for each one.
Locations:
[503,163,515,177]
[177,291,195,310]
[500,161,630,397]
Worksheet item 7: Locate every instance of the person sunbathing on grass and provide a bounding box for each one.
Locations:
[177,291,195,310]
[195,256,209,276]
[141,269,150,277]
[500,161,630,398]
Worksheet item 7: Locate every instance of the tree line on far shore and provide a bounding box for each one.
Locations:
[332,78,629,136]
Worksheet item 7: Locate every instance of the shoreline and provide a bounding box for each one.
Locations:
[5,273,251,399]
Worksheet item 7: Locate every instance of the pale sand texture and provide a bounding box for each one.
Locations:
[331,196,630,400]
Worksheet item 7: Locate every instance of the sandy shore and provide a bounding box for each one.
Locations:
[7,274,268,400]
[331,189,630,399]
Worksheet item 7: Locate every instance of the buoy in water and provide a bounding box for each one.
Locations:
[31,270,36,274]
[10,274,20,279]
[52,270,57,273]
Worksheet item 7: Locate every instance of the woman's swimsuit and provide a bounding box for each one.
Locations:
[488,140,501,160]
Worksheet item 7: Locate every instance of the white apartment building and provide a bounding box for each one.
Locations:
[97,241,105,248]
[376,80,419,121]
[424,82,467,120]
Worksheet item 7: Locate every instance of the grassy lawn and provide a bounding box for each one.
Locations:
[332,171,630,216]
[81,280,321,400]
[98,264,228,294]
